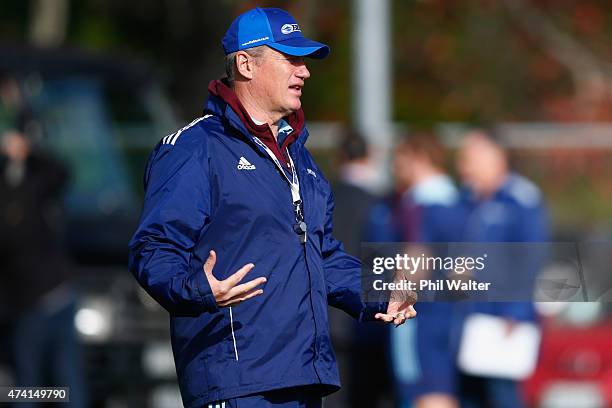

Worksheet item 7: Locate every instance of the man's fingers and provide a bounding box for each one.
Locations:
[376,306,417,325]
[218,289,264,307]
[387,303,417,318]
[224,263,256,287]
[394,313,407,326]
[374,313,395,323]
[205,255,263,305]
[407,305,417,318]
[225,276,267,300]
[203,250,217,277]
[401,305,417,319]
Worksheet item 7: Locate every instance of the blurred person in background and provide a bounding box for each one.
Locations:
[389,133,463,408]
[357,134,425,408]
[129,7,415,408]
[0,128,85,407]
[330,129,392,408]
[332,129,378,256]
[365,142,419,244]
[455,130,549,408]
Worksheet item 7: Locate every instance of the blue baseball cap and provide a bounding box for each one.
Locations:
[222,7,330,59]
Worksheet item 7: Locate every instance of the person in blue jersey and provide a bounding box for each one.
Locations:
[455,130,549,408]
[128,7,416,408]
[388,134,464,408]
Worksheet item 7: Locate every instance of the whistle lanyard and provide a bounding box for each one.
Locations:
[253,136,307,243]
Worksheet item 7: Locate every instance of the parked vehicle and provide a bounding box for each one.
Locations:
[0,44,182,407]
[525,303,612,408]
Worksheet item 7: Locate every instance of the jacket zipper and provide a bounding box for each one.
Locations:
[251,140,322,379]
[292,146,323,383]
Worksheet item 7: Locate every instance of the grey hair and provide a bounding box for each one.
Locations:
[225,45,267,85]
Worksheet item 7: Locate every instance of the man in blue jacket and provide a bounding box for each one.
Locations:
[128,7,416,408]
[389,134,463,408]
[455,130,549,408]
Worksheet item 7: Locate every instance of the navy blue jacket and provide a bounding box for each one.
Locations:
[128,88,382,407]
[459,173,550,322]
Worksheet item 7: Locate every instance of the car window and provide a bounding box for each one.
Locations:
[106,83,176,196]
[35,77,138,217]
[28,74,177,218]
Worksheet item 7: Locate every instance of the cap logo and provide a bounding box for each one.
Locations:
[241,36,270,47]
[281,23,301,35]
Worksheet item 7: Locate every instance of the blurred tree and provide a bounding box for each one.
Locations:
[67,0,236,119]
[3,0,612,122]
[500,0,612,121]
[392,0,612,124]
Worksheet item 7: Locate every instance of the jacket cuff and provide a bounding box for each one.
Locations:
[359,302,388,322]
[189,268,219,313]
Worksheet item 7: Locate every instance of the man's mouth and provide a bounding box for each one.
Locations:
[289,85,302,94]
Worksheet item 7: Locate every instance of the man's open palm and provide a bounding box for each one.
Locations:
[203,250,266,307]
[375,302,417,326]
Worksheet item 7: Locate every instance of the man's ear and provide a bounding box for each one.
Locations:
[235,51,255,80]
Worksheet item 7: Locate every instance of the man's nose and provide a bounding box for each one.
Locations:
[296,63,310,80]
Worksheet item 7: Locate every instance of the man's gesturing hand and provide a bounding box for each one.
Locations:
[375,302,417,327]
[203,250,266,307]
[375,270,418,327]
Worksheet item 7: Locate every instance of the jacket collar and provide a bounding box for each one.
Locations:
[206,79,307,165]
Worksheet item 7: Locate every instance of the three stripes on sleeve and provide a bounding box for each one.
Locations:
[162,114,213,145]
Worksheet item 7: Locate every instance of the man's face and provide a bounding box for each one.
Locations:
[251,47,311,117]
[457,132,506,196]
[1,130,30,161]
